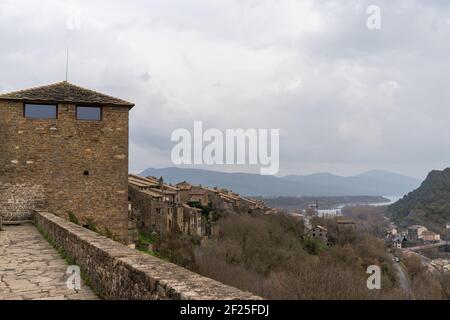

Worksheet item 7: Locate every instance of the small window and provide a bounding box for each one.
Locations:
[76,106,102,121]
[24,104,57,119]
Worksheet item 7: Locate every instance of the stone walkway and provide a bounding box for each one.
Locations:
[0,224,98,300]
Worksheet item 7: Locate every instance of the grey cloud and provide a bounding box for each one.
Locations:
[0,0,449,179]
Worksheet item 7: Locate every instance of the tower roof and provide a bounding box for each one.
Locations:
[0,81,134,108]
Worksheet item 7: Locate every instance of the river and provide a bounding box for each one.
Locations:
[317,195,403,217]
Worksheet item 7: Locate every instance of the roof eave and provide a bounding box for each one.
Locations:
[0,97,135,109]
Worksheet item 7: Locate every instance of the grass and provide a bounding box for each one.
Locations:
[139,231,158,245]
[66,213,120,242]
[85,218,98,233]
[67,211,80,225]
[137,231,169,261]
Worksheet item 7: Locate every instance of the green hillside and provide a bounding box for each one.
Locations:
[388,168,450,233]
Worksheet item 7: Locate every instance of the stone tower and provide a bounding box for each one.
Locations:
[0,81,134,242]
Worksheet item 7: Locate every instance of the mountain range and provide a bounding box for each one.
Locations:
[139,167,421,197]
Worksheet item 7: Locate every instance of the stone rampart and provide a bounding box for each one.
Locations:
[34,210,260,300]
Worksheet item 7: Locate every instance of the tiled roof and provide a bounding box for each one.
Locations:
[128,174,179,194]
[408,225,426,230]
[176,182,192,191]
[0,81,134,108]
[190,188,207,196]
[392,235,406,242]
[128,175,158,188]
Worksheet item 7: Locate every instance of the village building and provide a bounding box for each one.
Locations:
[128,175,176,235]
[389,227,398,236]
[421,230,441,242]
[179,204,204,236]
[176,182,211,207]
[399,230,408,237]
[391,235,408,249]
[0,81,133,242]
[176,182,266,213]
[129,177,270,239]
[175,181,193,203]
[306,225,328,243]
[128,174,207,237]
[188,186,210,206]
[407,225,428,242]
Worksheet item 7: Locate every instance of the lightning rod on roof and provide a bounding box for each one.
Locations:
[65,48,69,82]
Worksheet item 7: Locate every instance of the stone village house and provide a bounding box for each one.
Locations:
[406,224,440,243]
[128,175,270,239]
[391,235,408,249]
[421,230,441,242]
[0,81,133,242]
[305,225,328,243]
[128,174,205,238]
[407,225,428,242]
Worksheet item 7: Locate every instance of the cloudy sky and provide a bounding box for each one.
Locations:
[1,0,449,179]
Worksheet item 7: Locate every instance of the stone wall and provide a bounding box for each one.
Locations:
[0,183,45,221]
[129,185,207,237]
[34,210,260,300]
[129,185,170,236]
[0,100,129,241]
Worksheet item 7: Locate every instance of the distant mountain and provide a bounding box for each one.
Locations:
[388,168,450,231]
[139,167,420,197]
[282,170,420,197]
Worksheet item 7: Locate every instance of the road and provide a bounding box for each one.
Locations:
[406,240,448,252]
[389,254,413,298]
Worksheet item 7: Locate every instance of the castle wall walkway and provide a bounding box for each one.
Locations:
[33,210,261,300]
[0,224,98,300]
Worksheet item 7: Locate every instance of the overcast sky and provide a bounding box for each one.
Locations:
[1,0,449,179]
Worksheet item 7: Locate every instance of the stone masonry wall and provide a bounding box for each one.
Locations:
[34,210,260,300]
[0,100,129,241]
[0,183,45,221]
[129,185,170,236]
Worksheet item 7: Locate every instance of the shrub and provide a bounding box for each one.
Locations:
[67,211,80,225]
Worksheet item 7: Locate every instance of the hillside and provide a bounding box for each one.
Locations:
[388,168,450,231]
[139,167,420,197]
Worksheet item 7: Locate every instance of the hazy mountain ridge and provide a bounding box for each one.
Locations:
[139,167,420,197]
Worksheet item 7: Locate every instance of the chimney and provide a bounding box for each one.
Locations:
[159,176,164,190]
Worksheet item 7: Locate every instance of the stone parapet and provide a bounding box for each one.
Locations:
[34,210,261,300]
